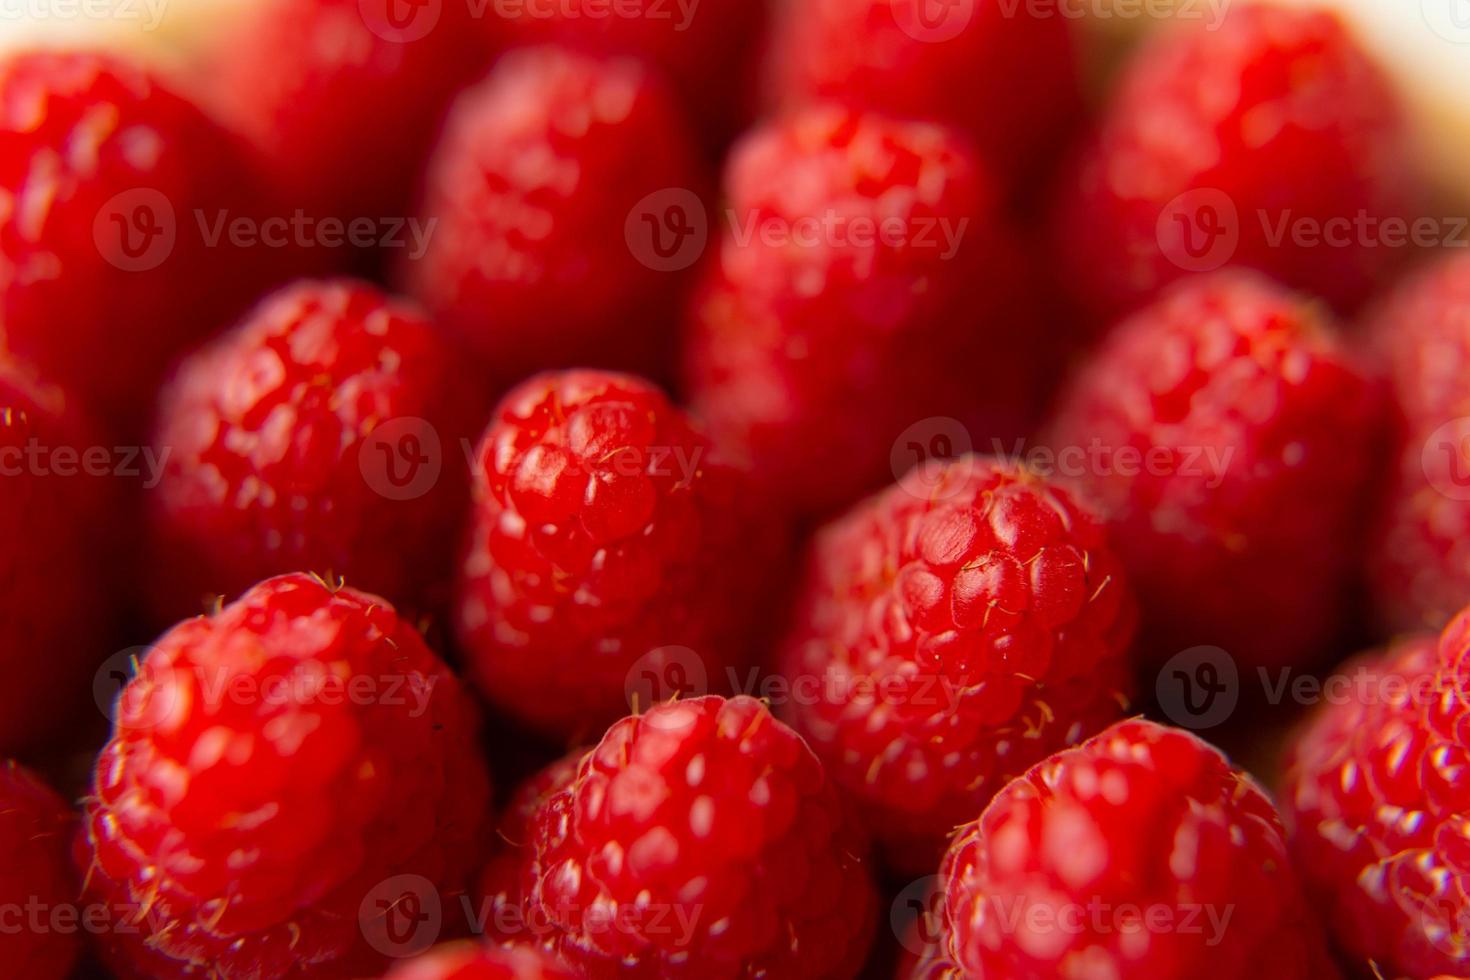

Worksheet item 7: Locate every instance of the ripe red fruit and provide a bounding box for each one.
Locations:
[382,942,578,979]
[456,370,780,739]
[1051,5,1418,323]
[767,0,1082,193]
[942,718,1338,979]
[80,573,491,979]
[1280,626,1470,977]
[0,358,116,753]
[779,455,1137,871]
[1366,253,1470,632]
[486,0,765,151]
[197,0,487,228]
[0,761,80,980]
[683,103,1055,518]
[403,46,708,385]
[0,50,289,435]
[1046,270,1384,669]
[147,279,481,625]
[491,696,877,978]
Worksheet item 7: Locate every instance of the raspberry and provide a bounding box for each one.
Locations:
[492,696,878,978]
[198,0,487,230]
[779,455,1137,872]
[1045,270,1384,669]
[403,46,708,385]
[146,279,481,626]
[767,0,1081,193]
[486,0,765,151]
[456,369,780,739]
[0,50,288,435]
[0,358,116,753]
[80,573,492,979]
[682,104,1054,518]
[1366,253,1470,632]
[1051,5,1419,324]
[382,942,578,979]
[0,761,80,980]
[1280,625,1470,976]
[942,718,1338,979]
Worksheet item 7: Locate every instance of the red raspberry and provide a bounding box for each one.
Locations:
[382,942,577,979]
[198,0,487,228]
[80,573,492,979]
[1045,270,1384,669]
[0,358,116,753]
[403,46,708,385]
[683,104,1054,518]
[0,51,288,435]
[779,455,1137,872]
[493,696,877,978]
[146,279,481,626]
[487,0,765,151]
[1366,253,1470,632]
[942,718,1338,979]
[1280,626,1470,976]
[1051,5,1419,324]
[0,761,80,980]
[767,0,1082,193]
[456,370,780,739]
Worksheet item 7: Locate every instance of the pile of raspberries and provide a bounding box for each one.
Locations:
[4,2,1470,978]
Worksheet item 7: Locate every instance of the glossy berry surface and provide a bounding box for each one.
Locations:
[382,942,578,980]
[0,761,80,980]
[780,455,1137,871]
[1046,271,1383,669]
[1281,623,1470,977]
[456,370,777,739]
[147,279,480,626]
[0,50,286,434]
[492,696,877,978]
[405,46,708,385]
[683,103,1054,518]
[942,718,1338,979]
[80,573,491,979]
[1052,5,1418,323]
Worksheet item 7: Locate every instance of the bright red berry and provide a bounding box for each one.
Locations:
[767,0,1082,194]
[0,50,288,435]
[456,369,780,739]
[80,573,492,979]
[146,279,481,626]
[197,0,487,229]
[1046,270,1384,669]
[0,761,80,980]
[403,46,708,385]
[492,696,877,978]
[382,942,578,980]
[0,358,116,753]
[779,455,1137,872]
[683,103,1054,518]
[1366,252,1470,632]
[1051,5,1419,324]
[942,718,1338,979]
[1281,626,1470,976]
[486,0,765,151]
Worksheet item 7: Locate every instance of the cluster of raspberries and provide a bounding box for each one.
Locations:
[1,2,1469,979]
